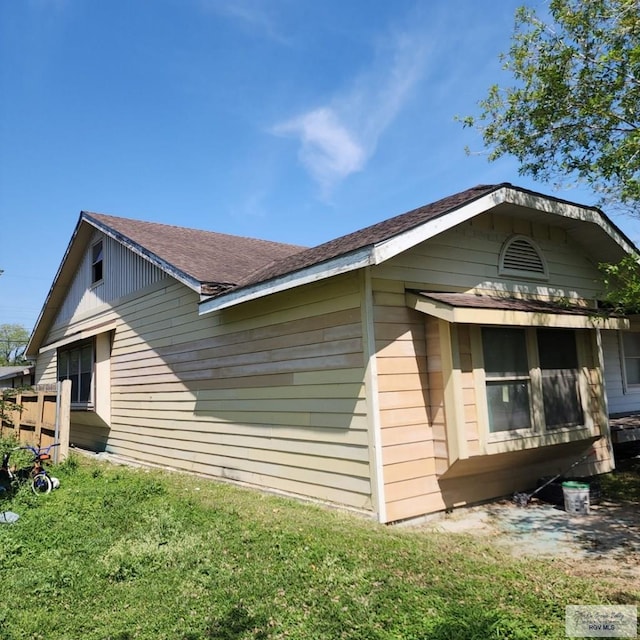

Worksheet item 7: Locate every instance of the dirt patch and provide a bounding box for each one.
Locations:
[416,498,640,582]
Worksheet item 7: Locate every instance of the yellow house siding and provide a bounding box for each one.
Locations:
[369,212,613,521]
[425,316,449,475]
[35,271,373,511]
[457,326,480,456]
[371,279,444,522]
[375,212,604,301]
[104,273,370,511]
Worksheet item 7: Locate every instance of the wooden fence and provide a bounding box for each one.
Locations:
[0,380,71,462]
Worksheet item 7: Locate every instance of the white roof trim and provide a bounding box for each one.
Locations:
[503,187,638,255]
[199,192,505,316]
[199,247,374,314]
[371,190,506,264]
[199,185,636,316]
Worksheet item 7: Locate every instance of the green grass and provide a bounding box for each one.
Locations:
[601,455,640,502]
[0,449,636,640]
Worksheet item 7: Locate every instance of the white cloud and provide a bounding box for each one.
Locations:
[272,21,430,195]
[199,0,290,44]
[272,108,366,195]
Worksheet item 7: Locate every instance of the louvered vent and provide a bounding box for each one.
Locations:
[499,236,548,278]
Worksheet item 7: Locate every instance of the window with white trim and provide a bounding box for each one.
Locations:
[481,327,583,435]
[57,339,94,406]
[622,332,640,386]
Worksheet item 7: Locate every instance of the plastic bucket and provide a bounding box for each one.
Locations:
[562,481,590,515]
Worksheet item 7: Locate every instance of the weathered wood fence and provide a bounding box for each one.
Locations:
[0,380,71,462]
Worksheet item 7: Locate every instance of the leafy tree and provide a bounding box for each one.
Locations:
[464,0,640,209]
[600,255,640,313]
[0,324,31,366]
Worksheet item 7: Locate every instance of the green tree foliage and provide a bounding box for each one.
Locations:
[600,254,640,313]
[0,324,31,365]
[464,0,640,209]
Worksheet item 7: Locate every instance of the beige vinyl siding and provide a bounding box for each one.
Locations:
[64,271,371,512]
[368,214,613,521]
[375,212,603,301]
[54,231,166,327]
[372,279,446,521]
[424,316,448,476]
[457,325,480,456]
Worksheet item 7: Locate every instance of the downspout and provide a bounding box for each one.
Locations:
[361,267,387,523]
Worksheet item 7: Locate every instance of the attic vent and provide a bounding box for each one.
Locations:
[499,236,548,280]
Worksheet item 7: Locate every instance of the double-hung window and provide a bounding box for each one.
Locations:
[481,327,583,435]
[58,339,94,406]
[622,332,640,387]
[537,329,583,429]
[482,328,532,432]
[91,240,104,285]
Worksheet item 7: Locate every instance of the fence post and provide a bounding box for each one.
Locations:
[57,380,71,461]
[36,390,45,441]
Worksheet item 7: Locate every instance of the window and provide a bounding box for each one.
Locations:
[58,340,94,405]
[622,332,640,386]
[481,327,583,435]
[482,328,532,432]
[537,329,583,428]
[91,240,104,284]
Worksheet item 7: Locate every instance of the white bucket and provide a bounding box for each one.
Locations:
[562,481,590,515]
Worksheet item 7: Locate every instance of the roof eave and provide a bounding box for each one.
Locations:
[199,184,640,315]
[199,246,375,314]
[198,187,509,315]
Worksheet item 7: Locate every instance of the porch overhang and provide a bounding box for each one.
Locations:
[406,291,629,330]
[38,320,118,354]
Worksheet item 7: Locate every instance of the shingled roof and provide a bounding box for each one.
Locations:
[234,183,501,288]
[84,212,306,293]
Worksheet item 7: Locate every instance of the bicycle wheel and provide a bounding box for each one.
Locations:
[32,473,52,495]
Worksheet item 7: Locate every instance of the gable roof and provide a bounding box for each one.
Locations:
[27,182,639,356]
[27,212,305,356]
[235,184,498,288]
[199,183,639,314]
[83,212,306,294]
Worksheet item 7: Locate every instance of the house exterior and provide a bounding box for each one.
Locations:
[0,365,35,389]
[25,183,637,523]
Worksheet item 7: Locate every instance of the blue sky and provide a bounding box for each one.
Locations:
[2,0,640,330]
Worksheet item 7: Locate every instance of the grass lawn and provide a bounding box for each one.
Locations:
[0,448,637,640]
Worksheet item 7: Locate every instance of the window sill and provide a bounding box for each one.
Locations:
[71,403,95,412]
[485,424,598,455]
